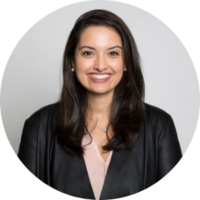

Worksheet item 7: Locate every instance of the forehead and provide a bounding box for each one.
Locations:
[78,26,122,46]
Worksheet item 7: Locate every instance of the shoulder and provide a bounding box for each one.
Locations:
[144,103,170,120]
[25,102,60,131]
[143,102,173,133]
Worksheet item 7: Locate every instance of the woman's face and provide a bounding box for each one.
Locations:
[73,26,125,96]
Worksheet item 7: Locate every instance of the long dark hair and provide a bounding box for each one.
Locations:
[56,9,145,157]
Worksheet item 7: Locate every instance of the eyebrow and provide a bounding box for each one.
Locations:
[79,45,122,50]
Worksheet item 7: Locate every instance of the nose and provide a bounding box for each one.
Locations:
[93,55,107,72]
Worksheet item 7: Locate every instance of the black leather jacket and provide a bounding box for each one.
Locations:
[18,102,182,199]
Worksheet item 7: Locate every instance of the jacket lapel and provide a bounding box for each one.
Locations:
[80,154,96,199]
[80,148,142,200]
[100,126,145,199]
[100,150,135,199]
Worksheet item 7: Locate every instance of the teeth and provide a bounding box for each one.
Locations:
[90,74,110,79]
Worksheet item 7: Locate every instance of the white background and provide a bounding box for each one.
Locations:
[1,0,198,157]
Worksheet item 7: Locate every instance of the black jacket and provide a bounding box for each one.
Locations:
[18,102,182,199]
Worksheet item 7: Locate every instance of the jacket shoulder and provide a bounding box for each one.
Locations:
[144,103,172,131]
[26,102,60,131]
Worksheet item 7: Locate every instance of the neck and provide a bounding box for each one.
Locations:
[86,91,113,120]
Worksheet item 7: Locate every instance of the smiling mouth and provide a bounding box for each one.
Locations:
[89,74,111,79]
[87,73,112,82]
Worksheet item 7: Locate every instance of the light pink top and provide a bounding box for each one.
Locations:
[82,133,113,200]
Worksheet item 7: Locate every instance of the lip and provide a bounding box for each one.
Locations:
[88,72,112,75]
[87,73,112,83]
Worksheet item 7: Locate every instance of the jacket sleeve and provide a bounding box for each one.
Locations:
[157,115,182,180]
[18,119,38,176]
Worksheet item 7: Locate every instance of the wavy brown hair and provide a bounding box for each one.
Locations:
[55,9,145,157]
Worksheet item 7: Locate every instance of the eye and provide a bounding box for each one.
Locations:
[109,51,119,56]
[82,51,93,56]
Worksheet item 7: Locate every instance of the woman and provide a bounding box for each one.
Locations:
[18,9,182,200]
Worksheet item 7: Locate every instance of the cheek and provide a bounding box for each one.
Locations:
[109,59,124,74]
[74,59,93,86]
[75,57,93,73]
[75,69,86,84]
